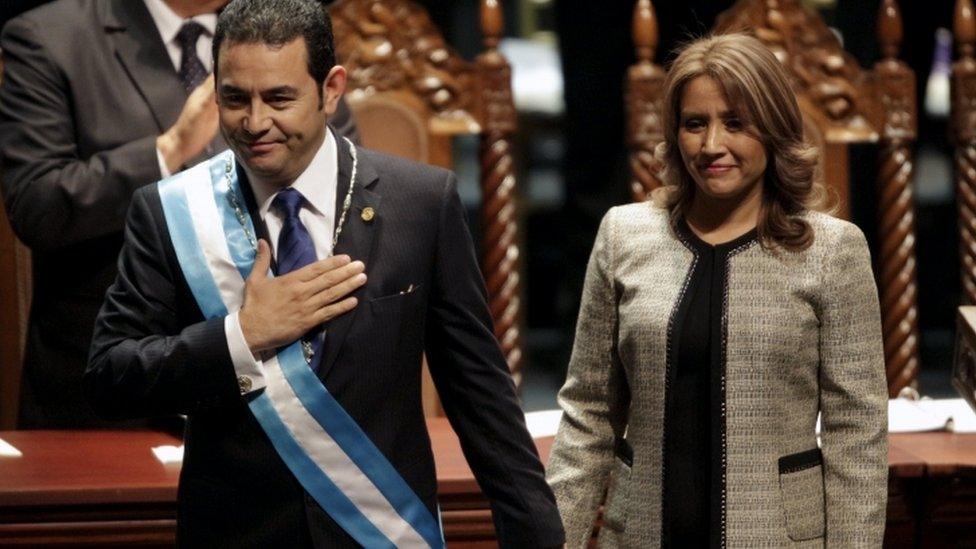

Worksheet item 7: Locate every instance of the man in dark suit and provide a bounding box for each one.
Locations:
[85,0,564,546]
[0,0,355,428]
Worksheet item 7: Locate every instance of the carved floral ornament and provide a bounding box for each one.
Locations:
[715,0,880,141]
[329,0,480,128]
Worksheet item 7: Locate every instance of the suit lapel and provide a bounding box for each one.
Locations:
[319,135,381,381]
[102,0,185,133]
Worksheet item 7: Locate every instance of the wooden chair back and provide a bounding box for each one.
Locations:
[0,56,32,429]
[953,1,976,313]
[327,0,525,415]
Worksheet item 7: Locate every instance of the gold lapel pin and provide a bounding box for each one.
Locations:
[361,207,375,222]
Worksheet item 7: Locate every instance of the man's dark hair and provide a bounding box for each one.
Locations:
[213,0,336,89]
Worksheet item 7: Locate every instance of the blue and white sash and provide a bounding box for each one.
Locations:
[158,150,443,549]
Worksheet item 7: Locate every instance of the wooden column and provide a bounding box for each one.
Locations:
[954,0,976,306]
[874,0,921,395]
[627,0,666,202]
[476,0,523,384]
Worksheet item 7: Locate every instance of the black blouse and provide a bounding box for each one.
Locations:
[663,219,757,548]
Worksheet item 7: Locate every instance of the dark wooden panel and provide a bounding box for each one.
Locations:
[0,425,974,547]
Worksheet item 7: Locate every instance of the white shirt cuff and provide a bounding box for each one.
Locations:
[156,147,173,179]
[224,311,265,394]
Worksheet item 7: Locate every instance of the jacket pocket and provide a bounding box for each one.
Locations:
[778,448,825,541]
[602,438,633,533]
[368,283,422,304]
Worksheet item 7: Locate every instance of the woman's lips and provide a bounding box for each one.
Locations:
[701,164,735,175]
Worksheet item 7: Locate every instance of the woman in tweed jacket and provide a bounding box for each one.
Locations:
[547,34,888,548]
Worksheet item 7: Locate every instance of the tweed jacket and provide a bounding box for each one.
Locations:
[547,202,888,548]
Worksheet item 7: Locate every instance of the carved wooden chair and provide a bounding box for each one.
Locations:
[627,0,921,396]
[0,189,30,432]
[0,57,32,429]
[953,0,976,406]
[327,0,524,414]
[955,1,976,305]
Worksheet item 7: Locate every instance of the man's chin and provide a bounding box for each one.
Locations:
[234,148,275,170]
[236,156,282,180]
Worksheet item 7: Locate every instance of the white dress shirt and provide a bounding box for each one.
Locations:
[224,129,340,393]
[143,0,217,178]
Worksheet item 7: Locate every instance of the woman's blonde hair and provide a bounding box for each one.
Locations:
[653,33,825,251]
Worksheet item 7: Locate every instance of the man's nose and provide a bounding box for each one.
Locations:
[244,100,273,134]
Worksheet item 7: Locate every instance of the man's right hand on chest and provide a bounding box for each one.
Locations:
[239,239,366,353]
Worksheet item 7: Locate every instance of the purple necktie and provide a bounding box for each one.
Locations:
[273,188,324,370]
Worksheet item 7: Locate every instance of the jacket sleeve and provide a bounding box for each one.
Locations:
[818,222,889,548]
[423,173,565,549]
[546,209,629,548]
[0,17,161,251]
[85,188,240,419]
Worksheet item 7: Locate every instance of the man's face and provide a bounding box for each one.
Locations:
[216,37,345,188]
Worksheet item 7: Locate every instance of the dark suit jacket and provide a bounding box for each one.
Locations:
[0,0,356,428]
[85,136,565,548]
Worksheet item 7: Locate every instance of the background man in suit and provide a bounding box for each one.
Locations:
[0,0,355,428]
[85,0,564,546]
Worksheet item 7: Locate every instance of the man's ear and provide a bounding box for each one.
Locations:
[322,65,347,115]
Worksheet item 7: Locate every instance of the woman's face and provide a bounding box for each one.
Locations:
[677,75,768,205]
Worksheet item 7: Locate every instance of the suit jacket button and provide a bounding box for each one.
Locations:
[237,375,252,394]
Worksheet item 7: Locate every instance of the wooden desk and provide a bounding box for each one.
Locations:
[886,433,976,548]
[0,423,973,547]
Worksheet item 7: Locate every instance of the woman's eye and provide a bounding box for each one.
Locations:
[725,118,744,131]
[683,119,705,130]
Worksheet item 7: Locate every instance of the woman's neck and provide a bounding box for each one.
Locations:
[685,188,762,245]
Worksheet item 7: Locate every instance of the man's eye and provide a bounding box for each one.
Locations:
[222,94,245,105]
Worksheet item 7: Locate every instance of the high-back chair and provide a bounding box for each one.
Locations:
[327,0,525,415]
[0,57,33,430]
[626,0,921,396]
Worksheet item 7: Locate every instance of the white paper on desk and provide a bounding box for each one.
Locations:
[914,398,976,433]
[152,444,184,465]
[888,399,952,433]
[524,409,563,439]
[0,437,22,458]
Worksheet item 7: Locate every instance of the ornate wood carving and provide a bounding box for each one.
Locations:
[477,0,523,383]
[954,0,976,307]
[874,0,920,396]
[715,0,879,143]
[627,0,666,202]
[329,0,480,132]
[328,0,525,385]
